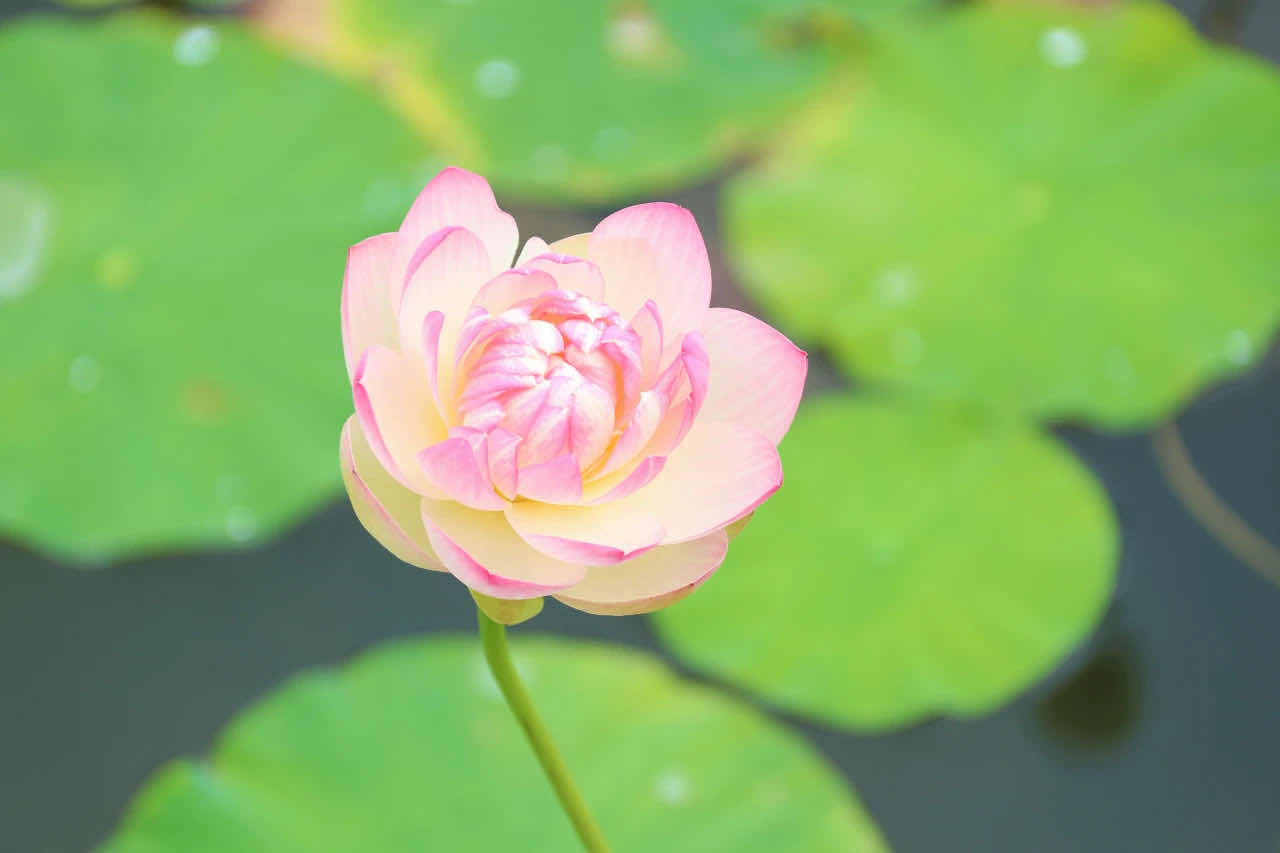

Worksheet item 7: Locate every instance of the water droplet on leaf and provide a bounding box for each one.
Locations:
[872,265,917,307]
[1223,329,1253,366]
[174,26,219,67]
[531,144,570,180]
[474,59,520,99]
[1105,348,1134,385]
[654,770,691,805]
[594,127,632,162]
[68,354,103,393]
[225,506,258,543]
[1040,27,1087,68]
[609,6,661,60]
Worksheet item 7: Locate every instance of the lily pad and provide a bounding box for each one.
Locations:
[261,0,919,202]
[0,14,433,564]
[726,2,1280,427]
[653,396,1117,730]
[102,635,886,851]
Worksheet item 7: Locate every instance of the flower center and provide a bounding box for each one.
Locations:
[454,289,641,472]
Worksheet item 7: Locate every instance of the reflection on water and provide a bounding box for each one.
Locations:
[1037,632,1143,751]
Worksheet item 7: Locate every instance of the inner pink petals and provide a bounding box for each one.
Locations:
[518,253,606,303]
[517,453,583,504]
[471,268,557,315]
[628,300,664,389]
[365,202,720,514]
[417,433,507,511]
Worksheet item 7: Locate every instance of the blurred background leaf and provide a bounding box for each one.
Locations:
[253,0,929,203]
[654,396,1118,730]
[0,13,434,564]
[726,1,1280,428]
[103,636,886,852]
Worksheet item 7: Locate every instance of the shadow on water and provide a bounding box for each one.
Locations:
[1036,624,1144,752]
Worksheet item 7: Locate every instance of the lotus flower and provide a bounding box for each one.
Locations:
[340,168,806,616]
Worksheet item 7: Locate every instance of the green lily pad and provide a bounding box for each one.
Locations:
[653,396,1117,730]
[0,14,433,564]
[726,2,1280,427]
[288,0,919,202]
[102,635,886,851]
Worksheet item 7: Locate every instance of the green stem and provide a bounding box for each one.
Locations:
[477,606,612,853]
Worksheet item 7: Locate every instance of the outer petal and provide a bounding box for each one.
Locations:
[421,499,587,598]
[587,455,666,503]
[418,437,508,511]
[398,167,518,273]
[554,530,727,616]
[399,227,494,397]
[341,233,399,381]
[340,416,444,571]
[700,307,807,445]
[505,499,664,567]
[588,203,711,340]
[353,346,447,495]
[599,420,781,544]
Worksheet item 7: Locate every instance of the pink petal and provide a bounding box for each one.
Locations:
[633,332,709,459]
[505,499,664,567]
[421,499,587,598]
[398,167,518,273]
[341,233,399,381]
[597,390,664,477]
[700,307,807,445]
[399,227,493,402]
[554,530,727,616]
[486,428,522,500]
[472,268,557,315]
[588,202,711,341]
[588,455,666,503]
[629,300,664,389]
[517,453,583,504]
[339,416,443,571]
[418,437,508,511]
[353,346,447,496]
[678,331,709,422]
[602,420,781,543]
[519,254,606,302]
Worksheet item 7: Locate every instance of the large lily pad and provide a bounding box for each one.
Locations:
[726,2,1280,427]
[653,396,1117,730]
[0,14,432,564]
[103,635,886,851]
[261,0,920,202]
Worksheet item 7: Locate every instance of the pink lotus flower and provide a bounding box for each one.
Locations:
[339,168,806,616]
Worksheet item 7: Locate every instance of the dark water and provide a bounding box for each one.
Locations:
[2,0,1278,850]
